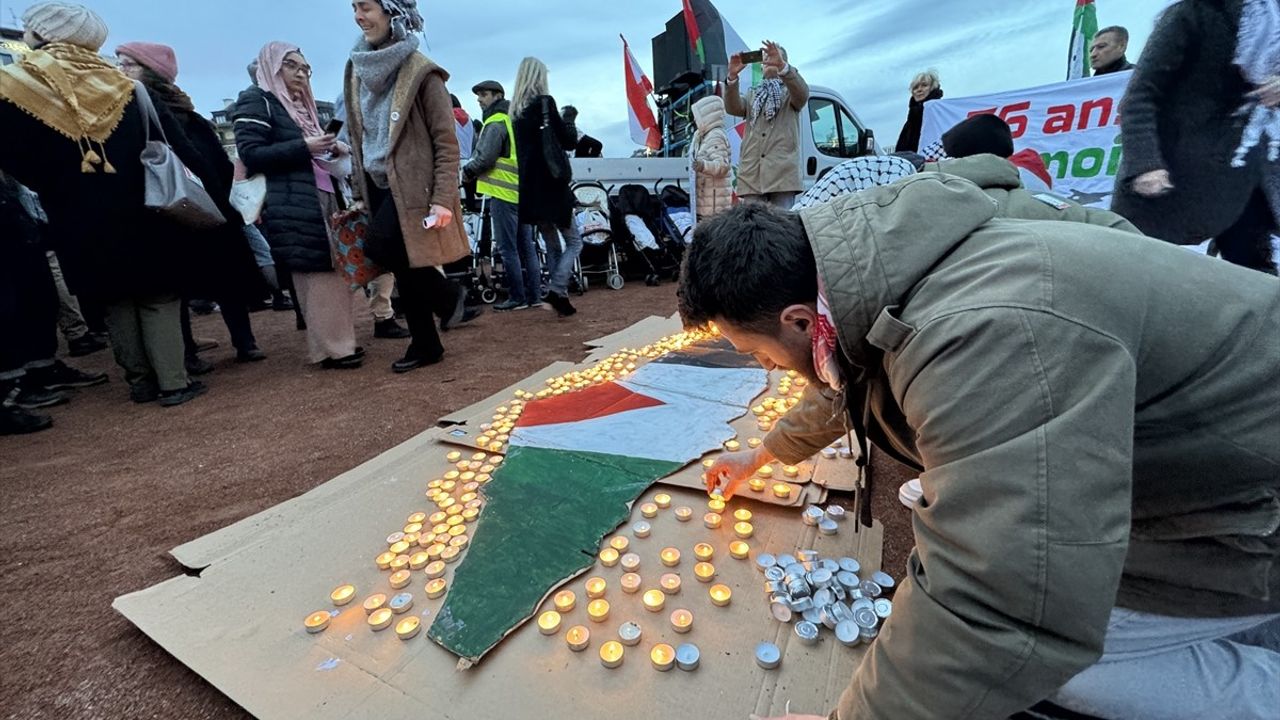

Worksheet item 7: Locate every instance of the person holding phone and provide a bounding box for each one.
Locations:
[234,41,363,369]
[724,40,809,208]
[345,0,478,374]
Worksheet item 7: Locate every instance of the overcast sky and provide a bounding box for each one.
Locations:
[15,0,1172,153]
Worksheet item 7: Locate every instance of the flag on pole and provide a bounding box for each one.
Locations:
[1067,0,1098,80]
[622,34,662,151]
[682,0,705,63]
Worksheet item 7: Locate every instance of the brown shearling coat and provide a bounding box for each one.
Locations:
[345,52,469,269]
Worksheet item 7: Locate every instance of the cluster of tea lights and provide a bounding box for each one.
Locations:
[538,489,753,672]
[748,370,806,434]
[756,548,898,651]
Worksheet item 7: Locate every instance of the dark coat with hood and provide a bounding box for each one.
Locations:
[513,94,577,227]
[0,86,188,302]
[1110,0,1273,244]
[232,85,333,273]
[895,86,943,153]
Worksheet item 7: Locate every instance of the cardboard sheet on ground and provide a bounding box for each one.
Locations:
[117,476,882,720]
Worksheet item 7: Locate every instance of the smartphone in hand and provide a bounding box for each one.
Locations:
[324,118,344,136]
[739,49,764,64]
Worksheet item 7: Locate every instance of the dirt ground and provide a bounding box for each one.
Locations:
[0,283,915,720]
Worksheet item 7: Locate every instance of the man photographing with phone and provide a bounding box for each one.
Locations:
[724,40,809,208]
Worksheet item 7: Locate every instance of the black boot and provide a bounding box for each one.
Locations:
[67,334,108,357]
[546,291,578,318]
[25,360,108,391]
[374,318,411,339]
[0,378,53,435]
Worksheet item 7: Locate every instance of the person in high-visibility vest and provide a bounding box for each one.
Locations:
[463,80,542,312]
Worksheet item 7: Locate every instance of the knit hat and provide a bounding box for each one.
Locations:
[941,113,1015,159]
[116,42,179,83]
[21,2,108,51]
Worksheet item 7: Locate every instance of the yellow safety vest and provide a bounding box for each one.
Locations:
[476,111,519,204]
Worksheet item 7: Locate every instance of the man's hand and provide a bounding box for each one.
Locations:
[762,40,785,72]
[1249,76,1280,108]
[562,104,579,122]
[305,134,337,155]
[727,53,744,83]
[1132,169,1174,197]
[705,446,777,500]
[429,204,453,229]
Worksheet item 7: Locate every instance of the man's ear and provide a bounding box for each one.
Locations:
[779,304,818,333]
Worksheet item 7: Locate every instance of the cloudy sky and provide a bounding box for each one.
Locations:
[17,0,1172,153]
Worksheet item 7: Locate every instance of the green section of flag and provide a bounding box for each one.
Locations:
[428,445,682,660]
[1068,0,1098,80]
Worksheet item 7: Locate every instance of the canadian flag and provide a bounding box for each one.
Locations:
[621,34,661,151]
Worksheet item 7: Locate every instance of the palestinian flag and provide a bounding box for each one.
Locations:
[1067,0,1098,80]
[429,340,767,661]
[682,0,705,63]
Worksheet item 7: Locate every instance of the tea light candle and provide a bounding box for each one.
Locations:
[758,420,772,431]
[643,589,667,612]
[640,503,659,518]
[389,540,411,556]
[444,470,460,481]
[368,608,394,631]
[330,583,357,606]
[447,524,467,538]
[446,451,462,462]
[660,547,681,567]
[620,553,641,573]
[402,532,421,546]
[703,512,723,529]
[609,535,630,553]
[772,483,792,499]
[386,531,406,545]
[424,560,446,579]
[429,511,447,525]
[441,546,462,564]
[426,543,446,560]
[670,608,693,633]
[587,599,610,623]
[409,552,431,570]
[693,543,715,562]
[724,439,741,452]
[734,521,755,539]
[660,573,682,595]
[702,458,715,469]
[631,521,651,538]
[395,615,421,640]
[733,509,753,522]
[403,522,424,534]
[709,584,733,607]
[586,577,607,599]
[674,506,693,522]
[755,642,781,669]
[747,437,763,449]
[599,548,620,567]
[748,478,767,493]
[707,497,726,513]
[651,643,675,671]
[653,493,672,509]
[751,404,766,416]
[757,465,774,479]
[458,492,477,504]
[620,573,642,595]
[566,625,590,652]
[462,508,480,523]
[599,640,624,669]
[362,593,387,615]
[388,592,413,614]
[388,569,412,589]
[783,465,800,478]
[553,590,577,613]
[304,610,331,633]
[425,578,448,599]
[538,610,562,635]
[618,621,642,646]
[675,643,700,671]
[730,540,750,559]
[428,479,443,490]
[694,562,717,583]
[389,555,411,573]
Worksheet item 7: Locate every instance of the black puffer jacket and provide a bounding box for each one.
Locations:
[232,86,332,273]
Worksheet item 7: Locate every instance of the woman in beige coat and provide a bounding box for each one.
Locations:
[690,95,733,221]
[345,0,478,373]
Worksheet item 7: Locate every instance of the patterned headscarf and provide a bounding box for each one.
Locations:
[254,41,332,192]
[1230,0,1280,166]
[376,0,424,40]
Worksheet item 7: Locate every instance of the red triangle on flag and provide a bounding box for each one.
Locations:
[517,381,665,427]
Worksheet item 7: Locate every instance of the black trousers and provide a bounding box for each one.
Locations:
[1,239,59,373]
[1216,189,1278,275]
[181,296,257,357]
[366,184,459,360]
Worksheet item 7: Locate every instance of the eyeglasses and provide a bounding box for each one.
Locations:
[282,58,313,78]
[117,57,140,70]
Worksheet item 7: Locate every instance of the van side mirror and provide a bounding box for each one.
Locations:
[860,129,875,156]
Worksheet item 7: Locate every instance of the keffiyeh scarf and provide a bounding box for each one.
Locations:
[1230,0,1280,166]
[750,77,785,123]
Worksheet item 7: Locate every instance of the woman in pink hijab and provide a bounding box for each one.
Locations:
[232,42,363,369]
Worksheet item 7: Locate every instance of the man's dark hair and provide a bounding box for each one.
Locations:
[1096,26,1129,43]
[942,113,1014,158]
[678,202,818,333]
[450,93,461,109]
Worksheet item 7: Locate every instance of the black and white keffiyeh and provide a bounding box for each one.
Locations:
[750,78,785,123]
[793,156,918,210]
[377,0,425,39]
[1231,0,1280,166]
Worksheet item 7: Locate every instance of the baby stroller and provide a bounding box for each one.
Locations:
[658,185,694,246]
[573,181,624,291]
[612,183,684,286]
[453,194,501,304]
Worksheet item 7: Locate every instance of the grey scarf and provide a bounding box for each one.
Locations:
[1230,0,1280,167]
[750,77,785,123]
[351,35,419,188]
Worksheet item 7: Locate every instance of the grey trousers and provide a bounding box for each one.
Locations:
[46,251,89,342]
[741,191,799,210]
[104,295,188,392]
[1053,608,1280,720]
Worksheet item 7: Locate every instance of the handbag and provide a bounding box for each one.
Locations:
[328,178,383,290]
[132,81,225,229]
[229,158,266,224]
[540,98,572,182]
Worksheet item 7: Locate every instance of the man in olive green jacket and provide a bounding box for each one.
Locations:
[682,174,1279,719]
